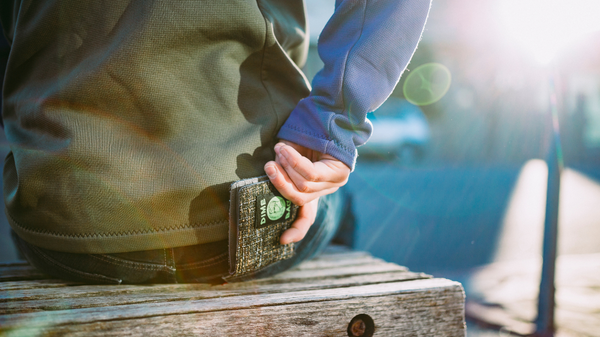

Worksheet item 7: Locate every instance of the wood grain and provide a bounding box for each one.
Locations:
[0,264,49,282]
[0,249,465,336]
[0,272,429,314]
[47,288,464,337]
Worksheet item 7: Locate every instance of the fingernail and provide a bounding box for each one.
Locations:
[265,164,277,179]
[280,147,290,159]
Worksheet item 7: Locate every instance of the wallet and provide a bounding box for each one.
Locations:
[225,175,299,280]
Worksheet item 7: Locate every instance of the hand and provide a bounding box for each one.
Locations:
[264,141,350,244]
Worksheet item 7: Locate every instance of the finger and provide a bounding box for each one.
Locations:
[266,161,339,206]
[277,140,311,158]
[279,145,350,185]
[280,199,319,244]
[282,183,337,208]
[313,158,351,183]
[278,145,319,181]
[274,142,285,158]
[265,161,310,205]
[265,161,295,196]
[279,154,343,193]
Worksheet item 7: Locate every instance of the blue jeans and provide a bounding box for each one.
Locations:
[12,191,346,284]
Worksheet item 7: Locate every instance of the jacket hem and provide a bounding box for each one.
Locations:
[7,211,229,254]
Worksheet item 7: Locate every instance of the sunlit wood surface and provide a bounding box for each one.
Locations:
[0,246,465,336]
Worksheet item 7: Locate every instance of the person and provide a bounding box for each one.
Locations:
[1,0,431,284]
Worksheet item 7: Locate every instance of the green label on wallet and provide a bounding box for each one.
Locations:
[256,193,292,228]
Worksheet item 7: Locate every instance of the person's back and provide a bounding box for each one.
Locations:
[2,0,432,283]
[2,1,311,253]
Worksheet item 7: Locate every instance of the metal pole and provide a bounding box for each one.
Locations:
[535,69,564,337]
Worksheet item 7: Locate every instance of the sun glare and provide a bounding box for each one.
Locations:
[497,0,600,65]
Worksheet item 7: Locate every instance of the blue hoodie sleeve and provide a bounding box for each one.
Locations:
[277,0,431,170]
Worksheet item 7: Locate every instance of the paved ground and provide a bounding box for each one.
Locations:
[346,160,522,273]
[347,159,600,336]
[464,161,600,336]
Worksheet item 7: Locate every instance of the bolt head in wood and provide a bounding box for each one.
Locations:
[347,314,375,337]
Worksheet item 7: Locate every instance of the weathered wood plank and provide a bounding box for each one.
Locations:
[0,279,76,292]
[0,248,465,336]
[47,289,465,336]
[1,278,464,336]
[272,261,407,281]
[0,254,383,290]
[0,267,424,302]
[319,244,353,254]
[0,279,459,326]
[0,258,410,296]
[309,250,372,261]
[0,257,415,289]
[0,265,49,282]
[291,254,389,270]
[0,271,429,314]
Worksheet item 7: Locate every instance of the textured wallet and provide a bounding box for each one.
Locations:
[225,175,299,280]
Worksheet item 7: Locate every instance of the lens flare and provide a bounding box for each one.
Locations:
[403,63,451,106]
[497,0,600,64]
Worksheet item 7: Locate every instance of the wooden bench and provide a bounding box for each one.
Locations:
[0,246,465,336]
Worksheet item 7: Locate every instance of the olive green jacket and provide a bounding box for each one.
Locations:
[1,0,310,253]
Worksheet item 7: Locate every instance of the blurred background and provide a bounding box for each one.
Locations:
[1,0,599,335]
[309,0,598,335]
